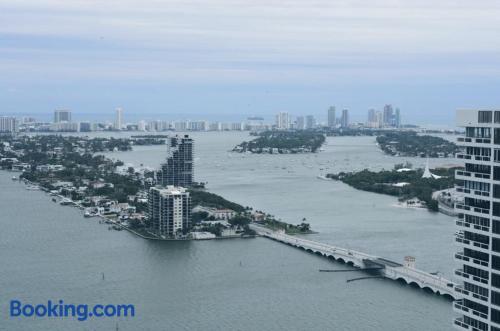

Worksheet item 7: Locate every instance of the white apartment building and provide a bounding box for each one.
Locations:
[454,109,500,331]
[54,109,71,123]
[275,112,291,130]
[0,117,18,133]
[115,107,123,130]
[148,186,191,237]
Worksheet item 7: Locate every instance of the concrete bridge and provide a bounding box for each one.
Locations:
[253,226,456,300]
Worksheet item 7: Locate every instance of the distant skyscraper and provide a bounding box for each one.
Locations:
[367,109,376,123]
[395,108,401,127]
[79,122,91,132]
[340,109,349,128]
[148,186,191,237]
[158,135,194,187]
[383,104,394,126]
[305,115,316,129]
[328,106,336,128]
[295,116,305,130]
[115,107,123,130]
[376,111,383,128]
[0,117,17,133]
[54,109,71,123]
[275,112,291,130]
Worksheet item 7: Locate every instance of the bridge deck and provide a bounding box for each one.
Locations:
[252,225,456,300]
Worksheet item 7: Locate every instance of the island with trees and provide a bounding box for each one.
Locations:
[326,164,457,212]
[376,131,459,157]
[233,130,325,154]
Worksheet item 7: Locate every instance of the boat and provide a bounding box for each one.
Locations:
[11,176,17,181]
[25,185,40,190]
[52,198,57,202]
[60,198,73,206]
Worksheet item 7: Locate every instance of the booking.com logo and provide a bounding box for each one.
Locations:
[9,299,135,321]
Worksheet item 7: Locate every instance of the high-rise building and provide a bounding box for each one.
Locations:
[115,107,123,130]
[79,122,91,132]
[148,186,191,237]
[383,104,394,127]
[328,107,336,128]
[276,112,291,130]
[367,109,376,123]
[0,117,18,133]
[454,109,500,331]
[340,109,349,128]
[158,135,194,187]
[305,115,316,129]
[395,108,401,127]
[54,109,71,123]
[295,116,305,130]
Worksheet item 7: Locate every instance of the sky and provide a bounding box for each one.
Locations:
[1,0,500,125]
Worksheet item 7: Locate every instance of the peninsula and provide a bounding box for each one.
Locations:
[326,165,457,212]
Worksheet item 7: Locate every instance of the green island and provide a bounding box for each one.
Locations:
[376,131,459,157]
[326,164,457,212]
[0,134,312,238]
[233,130,325,154]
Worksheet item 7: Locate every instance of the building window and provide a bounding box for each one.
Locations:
[493,291,500,307]
[494,202,500,217]
[479,110,492,123]
[494,255,500,271]
[496,128,500,144]
[493,308,500,324]
[466,163,491,174]
[495,111,500,123]
[493,273,500,289]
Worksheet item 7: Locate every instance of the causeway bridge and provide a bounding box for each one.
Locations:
[253,225,457,299]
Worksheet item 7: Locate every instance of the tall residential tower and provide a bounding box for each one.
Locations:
[54,109,72,123]
[157,135,194,187]
[148,186,191,237]
[454,109,500,331]
[328,106,336,128]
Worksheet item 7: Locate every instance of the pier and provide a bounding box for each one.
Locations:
[253,225,457,299]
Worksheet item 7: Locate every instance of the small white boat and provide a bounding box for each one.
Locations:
[25,185,40,190]
[60,198,73,205]
[11,176,17,181]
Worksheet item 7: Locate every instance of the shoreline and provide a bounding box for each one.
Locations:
[11,173,307,241]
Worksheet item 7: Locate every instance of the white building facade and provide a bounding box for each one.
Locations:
[0,117,18,133]
[275,112,291,130]
[455,109,500,331]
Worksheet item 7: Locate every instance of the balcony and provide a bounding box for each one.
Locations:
[455,235,489,250]
[457,154,472,160]
[455,220,490,233]
[458,137,472,143]
[453,299,488,320]
[455,204,489,215]
[474,155,491,162]
[456,170,472,177]
[455,187,490,198]
[457,137,492,145]
[454,252,489,267]
[454,269,488,285]
[454,285,488,302]
[453,317,485,331]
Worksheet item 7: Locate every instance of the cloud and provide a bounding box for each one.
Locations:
[1,0,500,122]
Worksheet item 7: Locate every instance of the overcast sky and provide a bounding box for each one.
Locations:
[1,0,500,125]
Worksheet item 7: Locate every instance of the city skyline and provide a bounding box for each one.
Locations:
[2,1,500,125]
